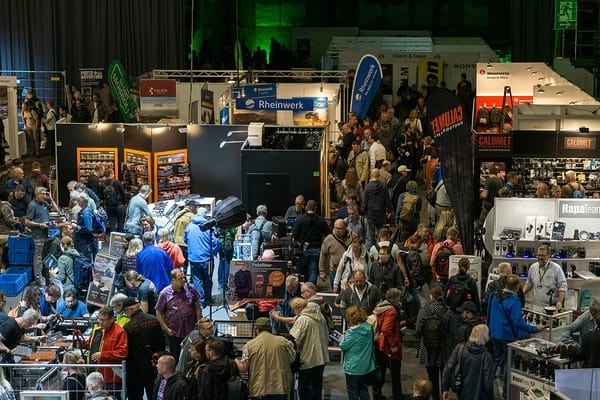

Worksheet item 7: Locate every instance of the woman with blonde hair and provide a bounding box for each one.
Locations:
[433,209,455,242]
[405,109,423,139]
[341,168,363,207]
[62,350,87,400]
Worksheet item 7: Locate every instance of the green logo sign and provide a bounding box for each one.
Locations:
[555,0,577,30]
[107,60,138,122]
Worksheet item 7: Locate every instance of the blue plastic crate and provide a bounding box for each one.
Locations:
[8,236,34,266]
[4,266,33,283]
[0,273,27,297]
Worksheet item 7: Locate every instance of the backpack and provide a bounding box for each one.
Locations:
[399,192,418,222]
[91,210,106,236]
[103,183,121,207]
[320,302,336,334]
[405,247,425,288]
[67,253,94,292]
[446,277,472,309]
[250,220,270,253]
[422,303,448,349]
[434,242,456,280]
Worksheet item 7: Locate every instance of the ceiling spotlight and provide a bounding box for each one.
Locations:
[556,91,565,96]
[537,86,545,93]
[531,71,538,75]
[178,127,187,134]
[526,67,532,71]
[227,130,247,137]
[116,127,125,133]
[486,62,493,68]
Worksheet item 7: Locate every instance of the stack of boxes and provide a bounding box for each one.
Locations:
[1,236,34,296]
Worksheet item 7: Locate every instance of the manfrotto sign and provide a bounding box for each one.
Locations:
[558,200,600,218]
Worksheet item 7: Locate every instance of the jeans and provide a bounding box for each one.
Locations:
[32,237,45,283]
[166,335,184,365]
[297,247,320,283]
[365,215,385,249]
[106,205,125,233]
[217,248,233,290]
[298,364,325,400]
[425,366,442,400]
[190,260,212,305]
[492,338,509,399]
[75,235,98,263]
[345,373,370,400]
[373,350,402,400]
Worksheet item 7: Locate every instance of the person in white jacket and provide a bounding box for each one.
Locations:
[333,237,370,293]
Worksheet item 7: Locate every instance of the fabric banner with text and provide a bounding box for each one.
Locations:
[350,54,383,119]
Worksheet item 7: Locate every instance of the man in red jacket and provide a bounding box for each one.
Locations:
[86,306,128,399]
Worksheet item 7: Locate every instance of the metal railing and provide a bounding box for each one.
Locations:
[0,361,126,399]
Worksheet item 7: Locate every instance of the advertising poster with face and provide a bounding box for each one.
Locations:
[228,259,287,301]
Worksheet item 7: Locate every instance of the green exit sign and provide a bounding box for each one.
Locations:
[555,0,577,30]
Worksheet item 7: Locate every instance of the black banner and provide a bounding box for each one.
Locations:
[427,87,474,255]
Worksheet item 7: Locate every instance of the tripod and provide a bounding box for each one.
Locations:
[209,227,231,319]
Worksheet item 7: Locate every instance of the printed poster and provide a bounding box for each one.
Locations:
[139,79,178,121]
[228,260,287,302]
[86,254,118,307]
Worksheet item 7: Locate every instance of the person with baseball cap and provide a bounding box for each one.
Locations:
[455,301,484,347]
[173,198,201,267]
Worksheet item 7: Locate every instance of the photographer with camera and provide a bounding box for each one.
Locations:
[26,186,58,286]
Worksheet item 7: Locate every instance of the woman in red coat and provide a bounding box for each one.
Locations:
[372,287,403,400]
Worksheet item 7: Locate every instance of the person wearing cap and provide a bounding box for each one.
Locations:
[85,306,128,398]
[395,180,422,244]
[123,297,165,400]
[391,165,411,205]
[124,185,154,236]
[455,300,484,347]
[173,197,201,267]
[235,316,296,399]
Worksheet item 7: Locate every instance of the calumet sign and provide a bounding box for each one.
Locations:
[558,200,600,218]
[236,97,316,111]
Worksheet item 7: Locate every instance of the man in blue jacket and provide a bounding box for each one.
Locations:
[136,231,172,293]
[184,212,220,306]
[487,274,543,400]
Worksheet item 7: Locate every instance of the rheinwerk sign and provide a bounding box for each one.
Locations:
[236,97,315,111]
[558,200,600,218]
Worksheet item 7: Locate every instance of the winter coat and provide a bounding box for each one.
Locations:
[337,282,382,316]
[441,342,494,400]
[373,300,402,361]
[487,289,538,342]
[339,321,375,375]
[152,372,190,400]
[290,306,330,369]
[415,299,453,367]
[362,180,392,218]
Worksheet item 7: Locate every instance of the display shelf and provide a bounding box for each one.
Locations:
[122,149,151,201]
[76,147,118,183]
[153,149,189,202]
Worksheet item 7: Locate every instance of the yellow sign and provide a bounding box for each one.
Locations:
[418,58,444,89]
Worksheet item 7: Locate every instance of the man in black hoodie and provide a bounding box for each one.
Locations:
[362,169,392,248]
[198,339,239,400]
[152,354,189,400]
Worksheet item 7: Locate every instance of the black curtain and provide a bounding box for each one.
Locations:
[510,0,554,63]
[0,0,187,82]
[427,87,474,255]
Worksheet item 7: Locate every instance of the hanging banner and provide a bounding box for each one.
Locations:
[232,83,277,125]
[139,79,178,121]
[220,105,230,124]
[235,97,314,111]
[427,87,473,255]
[418,58,444,89]
[107,60,138,122]
[349,54,383,119]
[79,68,104,104]
[200,88,215,124]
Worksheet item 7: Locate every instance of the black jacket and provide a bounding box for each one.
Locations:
[292,212,330,250]
[152,373,189,400]
[362,180,391,218]
[442,342,494,400]
[369,260,402,293]
[566,329,600,368]
[124,309,165,376]
[197,356,239,400]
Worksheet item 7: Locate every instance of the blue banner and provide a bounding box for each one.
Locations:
[232,83,277,99]
[236,97,315,111]
[350,54,383,120]
[220,105,230,124]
